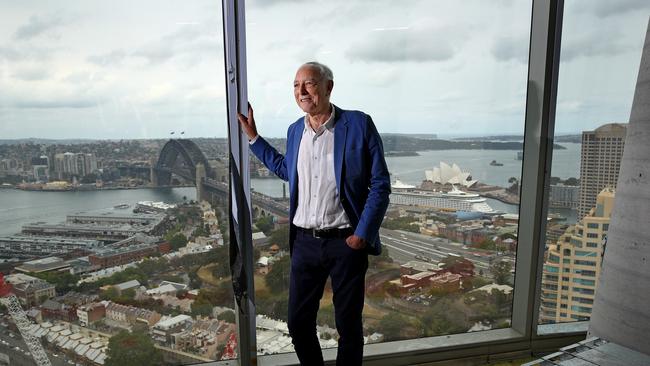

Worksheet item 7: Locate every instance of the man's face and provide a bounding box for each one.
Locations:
[293,65,333,115]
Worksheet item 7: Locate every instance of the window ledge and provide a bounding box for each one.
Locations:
[536,321,588,336]
[257,328,527,366]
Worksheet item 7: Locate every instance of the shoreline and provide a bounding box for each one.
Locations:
[12,184,195,192]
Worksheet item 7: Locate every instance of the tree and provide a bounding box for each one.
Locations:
[477,239,497,250]
[490,261,512,285]
[194,281,233,310]
[121,288,136,300]
[265,255,291,293]
[101,286,120,301]
[191,303,213,317]
[379,313,409,341]
[105,330,163,366]
[420,305,467,337]
[255,216,275,235]
[168,233,188,250]
[210,245,231,278]
[316,304,335,328]
[506,178,519,195]
[564,177,579,186]
[382,216,420,233]
[33,271,80,294]
[270,226,290,251]
[193,224,210,238]
[218,310,236,323]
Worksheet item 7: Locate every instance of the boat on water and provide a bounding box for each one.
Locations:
[490,160,504,166]
[113,203,130,209]
[390,180,497,214]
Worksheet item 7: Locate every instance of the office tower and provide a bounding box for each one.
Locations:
[53,152,97,179]
[577,123,627,219]
[540,188,614,324]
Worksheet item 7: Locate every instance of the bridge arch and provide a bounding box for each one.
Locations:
[155,139,213,186]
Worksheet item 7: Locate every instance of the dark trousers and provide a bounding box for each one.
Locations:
[287,230,369,366]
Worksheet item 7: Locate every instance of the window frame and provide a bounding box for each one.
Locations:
[216,0,589,365]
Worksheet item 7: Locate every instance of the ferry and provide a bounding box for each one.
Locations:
[490,160,504,166]
[390,180,497,214]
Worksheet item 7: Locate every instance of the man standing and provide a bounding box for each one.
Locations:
[238,62,390,366]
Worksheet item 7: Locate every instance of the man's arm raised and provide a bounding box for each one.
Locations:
[237,103,290,182]
[237,103,258,141]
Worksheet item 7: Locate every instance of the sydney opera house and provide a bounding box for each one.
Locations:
[424,162,478,188]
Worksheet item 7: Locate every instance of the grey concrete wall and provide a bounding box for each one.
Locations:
[588,19,650,355]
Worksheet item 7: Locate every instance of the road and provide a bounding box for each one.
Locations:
[379,228,516,275]
[0,318,71,366]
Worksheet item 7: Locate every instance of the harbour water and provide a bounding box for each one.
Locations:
[0,187,196,236]
[0,143,581,236]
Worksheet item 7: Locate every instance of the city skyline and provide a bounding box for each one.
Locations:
[1,1,649,139]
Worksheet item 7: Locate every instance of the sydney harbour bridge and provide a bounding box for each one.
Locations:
[150,139,288,219]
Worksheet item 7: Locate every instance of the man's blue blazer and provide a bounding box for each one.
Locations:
[249,105,391,255]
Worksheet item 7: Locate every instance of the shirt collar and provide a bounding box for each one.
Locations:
[304,103,335,134]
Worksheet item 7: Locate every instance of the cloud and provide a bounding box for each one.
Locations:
[0,46,57,62]
[87,50,127,67]
[581,0,650,18]
[346,27,457,63]
[12,98,96,109]
[13,14,67,40]
[561,31,630,61]
[492,37,528,63]
[128,25,222,66]
[11,67,50,81]
[85,24,222,68]
[247,0,303,8]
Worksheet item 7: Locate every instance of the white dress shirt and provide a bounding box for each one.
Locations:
[292,105,351,229]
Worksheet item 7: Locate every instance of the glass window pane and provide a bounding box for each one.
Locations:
[538,1,650,326]
[0,2,238,364]
[246,0,532,355]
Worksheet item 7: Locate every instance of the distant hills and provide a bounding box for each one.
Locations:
[452,134,581,143]
[381,135,567,152]
[0,138,97,145]
[0,134,575,151]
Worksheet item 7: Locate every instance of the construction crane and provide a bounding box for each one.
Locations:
[0,274,52,366]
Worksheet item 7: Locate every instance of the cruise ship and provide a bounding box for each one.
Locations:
[390,180,497,215]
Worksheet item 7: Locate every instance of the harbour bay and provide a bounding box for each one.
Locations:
[0,143,581,236]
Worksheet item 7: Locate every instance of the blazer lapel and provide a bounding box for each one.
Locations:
[289,119,304,213]
[333,107,347,191]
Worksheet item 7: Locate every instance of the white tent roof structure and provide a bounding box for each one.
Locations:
[425,162,477,187]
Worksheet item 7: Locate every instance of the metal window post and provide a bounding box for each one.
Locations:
[222,0,256,364]
[511,0,563,337]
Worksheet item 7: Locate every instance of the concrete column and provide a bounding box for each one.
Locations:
[588,19,650,355]
[150,158,158,187]
[195,163,206,202]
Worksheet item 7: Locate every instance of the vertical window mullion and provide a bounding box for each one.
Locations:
[512,0,563,338]
[222,0,256,364]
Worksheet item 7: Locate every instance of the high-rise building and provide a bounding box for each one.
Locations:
[53,152,97,179]
[577,123,626,218]
[539,188,614,324]
[549,184,579,208]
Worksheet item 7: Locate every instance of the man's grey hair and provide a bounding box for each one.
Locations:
[303,61,334,81]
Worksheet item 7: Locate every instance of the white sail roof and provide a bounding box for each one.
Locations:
[424,162,477,187]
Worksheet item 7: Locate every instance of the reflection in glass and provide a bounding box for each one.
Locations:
[0,1,238,364]
[538,1,650,325]
[246,0,532,354]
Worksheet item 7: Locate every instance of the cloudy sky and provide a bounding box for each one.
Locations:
[1,0,649,139]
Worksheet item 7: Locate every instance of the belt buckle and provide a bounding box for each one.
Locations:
[312,229,324,238]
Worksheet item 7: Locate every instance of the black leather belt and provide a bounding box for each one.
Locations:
[297,227,354,239]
